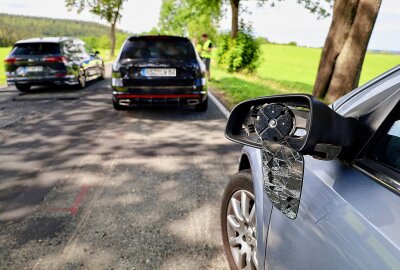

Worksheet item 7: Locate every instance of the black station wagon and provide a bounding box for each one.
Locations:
[4,37,105,91]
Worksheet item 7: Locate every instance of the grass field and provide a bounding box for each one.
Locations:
[98,48,120,62]
[0,47,12,86]
[211,44,400,108]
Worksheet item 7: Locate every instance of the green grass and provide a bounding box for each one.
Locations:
[0,47,12,86]
[98,48,120,62]
[210,44,400,108]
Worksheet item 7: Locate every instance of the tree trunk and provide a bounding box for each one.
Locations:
[312,0,382,103]
[230,0,239,38]
[110,23,116,57]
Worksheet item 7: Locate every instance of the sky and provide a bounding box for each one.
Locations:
[0,0,399,51]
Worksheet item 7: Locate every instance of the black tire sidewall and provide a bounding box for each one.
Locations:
[77,70,86,89]
[99,65,105,80]
[221,169,254,270]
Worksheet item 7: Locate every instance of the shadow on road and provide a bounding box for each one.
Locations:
[0,79,239,269]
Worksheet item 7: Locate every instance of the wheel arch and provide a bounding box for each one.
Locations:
[239,153,251,172]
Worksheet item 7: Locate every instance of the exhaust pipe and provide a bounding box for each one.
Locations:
[187,99,200,106]
[118,99,131,106]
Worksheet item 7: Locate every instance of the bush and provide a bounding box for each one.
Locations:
[216,27,260,73]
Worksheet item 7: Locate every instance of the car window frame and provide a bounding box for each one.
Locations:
[353,102,400,195]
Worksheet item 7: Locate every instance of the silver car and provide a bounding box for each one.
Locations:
[221,66,400,270]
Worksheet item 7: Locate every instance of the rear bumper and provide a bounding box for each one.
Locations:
[112,89,207,107]
[6,74,78,86]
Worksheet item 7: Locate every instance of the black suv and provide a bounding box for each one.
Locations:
[112,35,208,111]
[4,37,105,91]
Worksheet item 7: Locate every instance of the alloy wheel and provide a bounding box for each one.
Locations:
[226,190,258,270]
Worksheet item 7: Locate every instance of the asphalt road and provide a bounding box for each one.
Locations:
[0,68,241,269]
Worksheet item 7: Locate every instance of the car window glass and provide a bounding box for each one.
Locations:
[11,43,61,55]
[64,41,85,54]
[121,38,196,60]
[368,118,400,171]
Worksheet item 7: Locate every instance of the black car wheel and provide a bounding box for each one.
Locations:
[99,65,105,80]
[15,84,31,92]
[221,170,258,270]
[195,98,208,112]
[77,71,86,89]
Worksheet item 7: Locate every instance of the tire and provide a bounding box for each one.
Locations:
[221,170,259,270]
[76,70,86,89]
[113,100,126,111]
[15,84,31,92]
[99,65,105,80]
[195,98,208,112]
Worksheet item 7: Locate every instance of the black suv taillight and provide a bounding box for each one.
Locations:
[44,56,68,64]
[4,58,17,64]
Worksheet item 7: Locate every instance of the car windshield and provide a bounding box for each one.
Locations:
[10,43,61,56]
[120,38,196,60]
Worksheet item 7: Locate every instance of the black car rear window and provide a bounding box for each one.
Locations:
[11,43,61,56]
[120,38,195,60]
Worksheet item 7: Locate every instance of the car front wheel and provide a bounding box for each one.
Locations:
[221,170,258,270]
[99,65,105,80]
[77,70,86,89]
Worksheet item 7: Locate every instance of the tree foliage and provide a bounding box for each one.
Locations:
[158,0,221,41]
[217,25,260,73]
[65,0,125,25]
[0,13,126,47]
[229,0,333,38]
[65,0,126,56]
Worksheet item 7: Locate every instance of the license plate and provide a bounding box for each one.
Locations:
[26,66,44,72]
[142,68,176,77]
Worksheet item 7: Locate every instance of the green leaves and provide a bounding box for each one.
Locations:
[217,27,261,73]
[65,0,126,25]
[158,0,221,40]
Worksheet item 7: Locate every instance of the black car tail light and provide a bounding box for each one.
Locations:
[4,58,17,64]
[44,56,68,64]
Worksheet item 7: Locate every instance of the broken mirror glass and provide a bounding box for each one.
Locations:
[261,141,304,219]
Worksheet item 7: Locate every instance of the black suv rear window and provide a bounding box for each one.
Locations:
[11,43,61,56]
[120,38,195,60]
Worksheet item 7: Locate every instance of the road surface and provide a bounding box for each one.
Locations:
[0,68,240,269]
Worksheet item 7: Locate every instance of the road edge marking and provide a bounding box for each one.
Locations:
[209,90,230,119]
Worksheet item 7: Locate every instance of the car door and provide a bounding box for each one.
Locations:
[84,43,102,77]
[78,43,96,79]
[264,71,400,270]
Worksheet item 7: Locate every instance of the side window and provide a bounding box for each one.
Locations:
[63,41,84,54]
[368,118,400,172]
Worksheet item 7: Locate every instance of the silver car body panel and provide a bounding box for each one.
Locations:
[243,66,400,270]
[265,157,400,269]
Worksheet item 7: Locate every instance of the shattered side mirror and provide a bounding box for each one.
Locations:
[225,94,356,219]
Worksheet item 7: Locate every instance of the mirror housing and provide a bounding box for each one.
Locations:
[225,94,358,219]
[225,94,357,160]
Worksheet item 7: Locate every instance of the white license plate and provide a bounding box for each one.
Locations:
[26,66,44,72]
[143,68,176,77]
